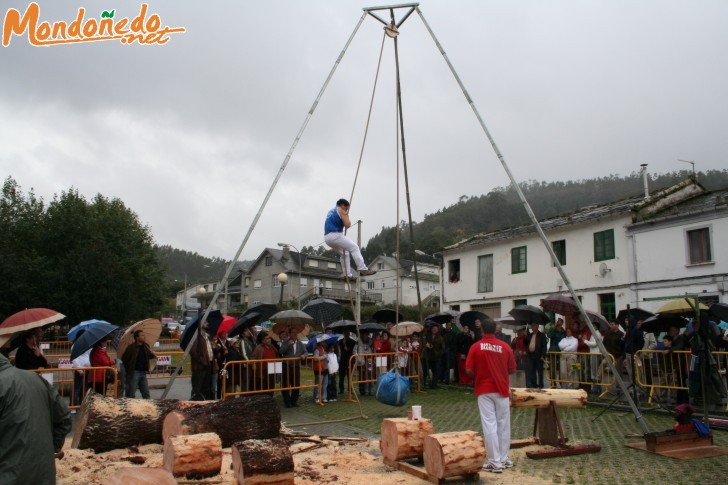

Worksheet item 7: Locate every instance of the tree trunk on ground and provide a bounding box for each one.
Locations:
[379,418,434,461]
[102,467,177,485]
[231,437,295,485]
[509,387,587,409]
[163,432,222,479]
[71,392,211,453]
[162,395,280,447]
[423,431,485,479]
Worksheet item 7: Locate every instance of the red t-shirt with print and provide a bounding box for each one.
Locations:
[465,334,517,397]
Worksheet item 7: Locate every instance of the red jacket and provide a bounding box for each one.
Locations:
[90,346,114,383]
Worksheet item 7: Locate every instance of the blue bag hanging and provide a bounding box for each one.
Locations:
[375,370,409,406]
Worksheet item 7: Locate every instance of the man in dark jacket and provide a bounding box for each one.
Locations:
[190,322,214,401]
[0,352,71,485]
[423,325,445,389]
[439,321,457,384]
[121,330,156,399]
[15,330,49,370]
[524,322,548,388]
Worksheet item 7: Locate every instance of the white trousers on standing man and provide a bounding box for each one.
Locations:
[477,392,511,468]
[324,232,367,277]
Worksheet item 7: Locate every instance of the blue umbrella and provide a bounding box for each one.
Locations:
[306,333,342,353]
[179,310,223,350]
[68,319,112,342]
[70,323,119,360]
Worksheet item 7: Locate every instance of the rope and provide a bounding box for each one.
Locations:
[348,32,387,207]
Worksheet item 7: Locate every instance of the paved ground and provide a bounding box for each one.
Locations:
[70,378,728,484]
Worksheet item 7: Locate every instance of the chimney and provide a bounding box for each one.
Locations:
[640,164,650,200]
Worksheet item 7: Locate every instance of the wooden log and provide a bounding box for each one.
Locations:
[102,467,177,485]
[71,391,209,453]
[509,387,587,409]
[231,437,294,485]
[163,432,222,479]
[162,395,281,447]
[379,418,434,461]
[423,431,485,479]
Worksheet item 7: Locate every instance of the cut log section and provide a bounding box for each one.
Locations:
[71,391,210,453]
[423,431,485,480]
[162,395,281,447]
[380,418,434,461]
[163,432,222,479]
[231,437,295,485]
[102,467,177,485]
[509,388,587,409]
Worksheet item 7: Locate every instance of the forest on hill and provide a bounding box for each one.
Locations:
[361,169,728,262]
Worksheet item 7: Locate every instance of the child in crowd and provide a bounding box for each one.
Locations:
[327,344,339,402]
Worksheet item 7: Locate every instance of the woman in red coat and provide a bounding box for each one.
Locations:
[90,336,115,395]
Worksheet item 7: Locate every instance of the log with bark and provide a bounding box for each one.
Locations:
[232,437,294,485]
[423,431,485,479]
[102,467,177,485]
[163,432,223,479]
[73,392,279,453]
[162,395,281,447]
[509,387,587,409]
[379,417,434,461]
[71,392,210,453]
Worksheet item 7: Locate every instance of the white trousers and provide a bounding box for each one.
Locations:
[477,392,511,468]
[324,232,367,276]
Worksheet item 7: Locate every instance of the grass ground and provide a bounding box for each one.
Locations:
[277,384,728,484]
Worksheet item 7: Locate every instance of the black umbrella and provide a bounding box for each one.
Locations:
[243,303,278,322]
[616,308,654,325]
[425,312,454,325]
[228,312,261,338]
[640,314,688,334]
[459,310,490,329]
[179,310,223,350]
[70,323,119,360]
[372,309,403,324]
[508,305,551,325]
[709,303,728,322]
[424,319,440,328]
[359,321,386,332]
[326,319,358,333]
[302,298,343,326]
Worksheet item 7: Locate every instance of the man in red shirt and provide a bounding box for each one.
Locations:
[466,320,517,473]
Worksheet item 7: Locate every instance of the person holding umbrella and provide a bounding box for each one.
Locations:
[121,330,157,399]
[524,322,547,389]
[280,328,306,407]
[190,321,214,401]
[15,329,49,370]
[90,336,115,395]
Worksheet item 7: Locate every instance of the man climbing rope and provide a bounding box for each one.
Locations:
[324,198,376,279]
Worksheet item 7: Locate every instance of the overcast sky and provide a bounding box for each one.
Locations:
[2,0,727,263]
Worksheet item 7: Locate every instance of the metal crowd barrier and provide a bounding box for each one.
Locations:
[345,351,422,401]
[39,340,73,356]
[635,350,728,410]
[31,366,118,410]
[546,351,616,393]
[220,356,323,404]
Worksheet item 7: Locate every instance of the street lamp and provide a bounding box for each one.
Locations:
[415,250,444,311]
[278,242,303,309]
[198,286,207,313]
[277,273,288,308]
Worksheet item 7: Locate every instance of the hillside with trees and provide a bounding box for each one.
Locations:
[362,169,728,261]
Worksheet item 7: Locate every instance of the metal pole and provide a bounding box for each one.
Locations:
[416,7,649,434]
[161,13,367,399]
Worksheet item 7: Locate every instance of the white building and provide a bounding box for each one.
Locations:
[367,255,441,308]
[441,178,727,320]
